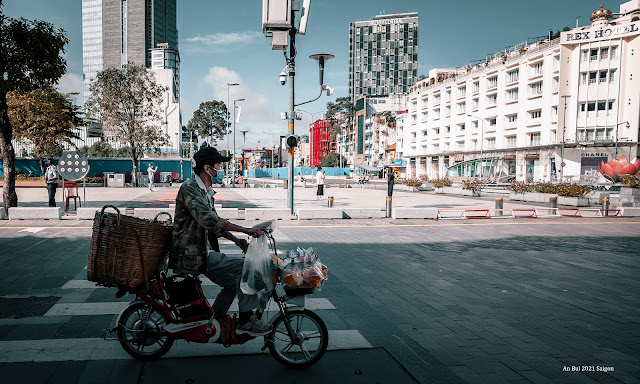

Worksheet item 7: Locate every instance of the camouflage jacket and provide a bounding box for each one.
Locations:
[169,175,228,273]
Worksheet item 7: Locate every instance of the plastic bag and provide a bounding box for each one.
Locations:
[280,247,328,290]
[240,235,273,295]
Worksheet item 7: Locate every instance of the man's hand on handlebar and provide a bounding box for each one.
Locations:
[246,226,263,238]
[234,237,249,253]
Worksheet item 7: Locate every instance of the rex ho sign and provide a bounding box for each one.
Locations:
[561,23,639,44]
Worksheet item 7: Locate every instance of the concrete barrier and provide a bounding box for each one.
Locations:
[8,207,61,220]
[0,209,5,220]
[244,208,292,221]
[76,207,101,220]
[217,208,239,220]
[297,208,343,220]
[620,207,640,217]
[133,208,175,221]
[342,208,382,219]
[392,208,438,219]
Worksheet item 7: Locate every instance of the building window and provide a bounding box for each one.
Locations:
[458,123,465,131]
[611,46,617,59]
[487,76,498,89]
[507,69,519,83]
[434,108,440,118]
[472,97,479,110]
[422,111,428,121]
[472,120,478,130]
[599,71,608,83]
[446,125,451,133]
[487,93,497,105]
[580,72,587,85]
[489,118,497,126]
[529,82,543,96]
[529,132,541,146]
[434,127,440,134]
[609,69,616,83]
[530,110,542,119]
[434,94,441,104]
[485,137,496,149]
[581,50,589,62]
[506,88,518,102]
[472,81,480,94]
[600,47,609,60]
[458,85,466,98]
[445,105,451,117]
[552,106,558,117]
[590,49,598,61]
[457,101,466,114]
[507,114,518,123]
[457,140,465,149]
[532,61,543,75]
[505,135,517,148]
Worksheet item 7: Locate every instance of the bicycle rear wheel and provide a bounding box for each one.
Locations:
[117,302,173,360]
[267,309,328,368]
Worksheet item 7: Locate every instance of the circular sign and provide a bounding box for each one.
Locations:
[58,151,90,181]
[560,162,566,168]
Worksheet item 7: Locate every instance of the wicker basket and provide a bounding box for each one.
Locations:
[87,205,173,288]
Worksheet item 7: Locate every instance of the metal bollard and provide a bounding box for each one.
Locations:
[327,196,334,208]
[495,198,503,216]
[386,196,392,218]
[549,196,558,215]
[602,197,610,216]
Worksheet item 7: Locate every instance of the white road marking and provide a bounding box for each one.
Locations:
[0,330,371,362]
[44,297,335,317]
[19,228,47,233]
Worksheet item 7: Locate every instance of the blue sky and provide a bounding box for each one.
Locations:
[3,0,627,150]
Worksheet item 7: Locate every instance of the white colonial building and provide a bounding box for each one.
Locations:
[402,1,640,182]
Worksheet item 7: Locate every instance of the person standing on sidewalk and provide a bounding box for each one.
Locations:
[315,166,325,200]
[147,163,158,191]
[169,147,272,337]
[44,158,59,207]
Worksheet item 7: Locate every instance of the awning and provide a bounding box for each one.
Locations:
[385,144,396,152]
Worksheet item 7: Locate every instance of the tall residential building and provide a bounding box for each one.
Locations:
[82,0,181,154]
[401,1,639,182]
[348,12,419,103]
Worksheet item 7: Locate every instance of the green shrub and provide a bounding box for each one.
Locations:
[533,182,556,194]
[461,179,485,192]
[555,183,591,197]
[431,177,453,188]
[507,181,534,194]
[402,179,423,187]
[620,175,640,188]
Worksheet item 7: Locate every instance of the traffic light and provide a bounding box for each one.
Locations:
[285,134,299,149]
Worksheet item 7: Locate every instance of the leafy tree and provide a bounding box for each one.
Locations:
[87,141,114,157]
[0,1,68,217]
[85,63,169,187]
[187,100,228,144]
[7,87,83,174]
[325,96,354,139]
[320,152,347,167]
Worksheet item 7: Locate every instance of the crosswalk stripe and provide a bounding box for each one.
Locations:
[0,330,372,363]
[44,297,335,316]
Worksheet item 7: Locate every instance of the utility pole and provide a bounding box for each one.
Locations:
[560,95,570,181]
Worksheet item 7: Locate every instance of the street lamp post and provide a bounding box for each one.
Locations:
[614,121,630,158]
[468,114,485,177]
[232,98,245,188]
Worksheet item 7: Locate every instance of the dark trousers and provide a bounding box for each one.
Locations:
[46,183,57,207]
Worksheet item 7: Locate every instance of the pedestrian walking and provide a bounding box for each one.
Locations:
[44,158,59,207]
[315,166,325,200]
[387,169,395,197]
[148,163,158,191]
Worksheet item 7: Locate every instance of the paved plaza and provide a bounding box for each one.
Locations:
[0,182,638,383]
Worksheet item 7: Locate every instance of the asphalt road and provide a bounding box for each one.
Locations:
[0,219,639,384]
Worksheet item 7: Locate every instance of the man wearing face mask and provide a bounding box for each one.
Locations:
[169,147,273,337]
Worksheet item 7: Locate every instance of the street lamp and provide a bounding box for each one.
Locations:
[614,121,630,158]
[560,95,571,181]
[232,98,245,188]
[468,114,485,177]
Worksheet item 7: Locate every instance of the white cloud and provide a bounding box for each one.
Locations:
[182,31,262,52]
[201,66,286,150]
[56,72,83,100]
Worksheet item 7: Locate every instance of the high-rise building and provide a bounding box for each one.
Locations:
[348,12,419,103]
[82,0,181,154]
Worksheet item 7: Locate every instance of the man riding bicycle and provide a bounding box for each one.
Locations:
[169,147,272,336]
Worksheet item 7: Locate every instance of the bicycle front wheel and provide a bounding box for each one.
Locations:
[267,309,328,368]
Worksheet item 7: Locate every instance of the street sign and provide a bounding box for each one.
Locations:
[58,151,90,181]
[561,162,566,168]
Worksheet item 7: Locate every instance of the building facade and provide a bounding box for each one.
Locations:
[402,1,639,182]
[309,120,335,166]
[348,12,419,103]
[81,0,181,155]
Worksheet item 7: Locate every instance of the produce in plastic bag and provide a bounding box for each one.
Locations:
[240,235,273,295]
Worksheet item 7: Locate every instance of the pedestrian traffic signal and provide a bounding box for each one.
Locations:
[286,134,298,149]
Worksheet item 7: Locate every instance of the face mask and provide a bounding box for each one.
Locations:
[207,167,224,185]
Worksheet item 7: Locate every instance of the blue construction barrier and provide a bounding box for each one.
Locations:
[247,167,350,179]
